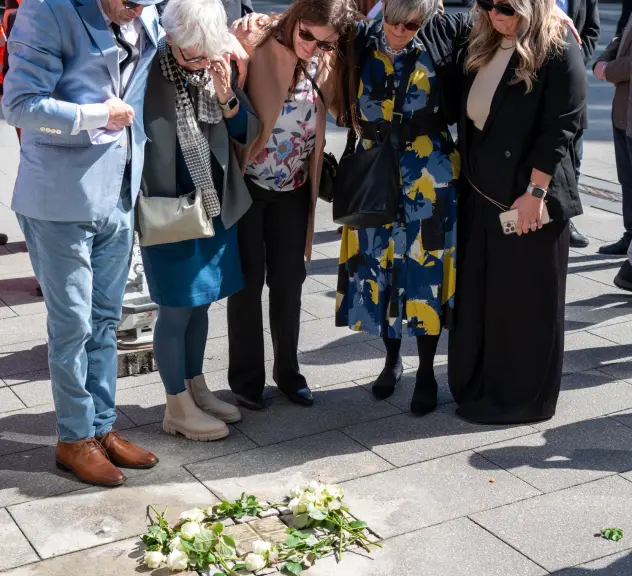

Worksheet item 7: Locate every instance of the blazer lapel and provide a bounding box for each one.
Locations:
[480,51,518,140]
[75,0,119,91]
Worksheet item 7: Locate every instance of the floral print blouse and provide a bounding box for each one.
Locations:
[246,60,317,191]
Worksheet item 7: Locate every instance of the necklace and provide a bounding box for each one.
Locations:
[381,31,410,57]
[499,37,516,50]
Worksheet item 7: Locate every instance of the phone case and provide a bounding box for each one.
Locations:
[499,204,551,235]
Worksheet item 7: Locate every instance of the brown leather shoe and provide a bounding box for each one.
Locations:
[56,438,126,487]
[97,431,159,469]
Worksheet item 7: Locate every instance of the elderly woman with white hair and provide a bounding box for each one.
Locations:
[140,0,259,442]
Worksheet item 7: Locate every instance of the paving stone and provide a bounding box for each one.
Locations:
[306,266,338,290]
[116,370,162,391]
[0,387,26,412]
[474,417,632,493]
[0,275,38,296]
[188,429,392,500]
[249,516,289,545]
[223,522,260,556]
[343,405,535,468]
[532,371,632,431]
[234,381,400,446]
[118,422,256,468]
[471,475,632,573]
[591,321,632,348]
[355,366,453,411]
[10,376,54,408]
[0,508,38,571]
[0,314,47,346]
[571,206,624,243]
[0,249,31,278]
[8,465,217,559]
[0,299,17,319]
[297,317,378,353]
[0,446,85,507]
[306,518,546,576]
[292,342,396,391]
[339,451,540,539]
[553,550,632,575]
[0,404,135,457]
[1,290,46,317]
[205,332,274,370]
[208,306,229,339]
[299,289,337,319]
[563,331,622,374]
[0,340,48,379]
[2,536,197,576]
[116,381,165,426]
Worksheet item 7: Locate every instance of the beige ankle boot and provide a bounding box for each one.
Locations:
[163,387,229,441]
[187,375,242,424]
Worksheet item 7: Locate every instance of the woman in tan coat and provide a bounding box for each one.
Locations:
[228,0,357,410]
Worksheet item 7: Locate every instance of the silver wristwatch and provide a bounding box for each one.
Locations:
[219,93,239,112]
[527,183,548,199]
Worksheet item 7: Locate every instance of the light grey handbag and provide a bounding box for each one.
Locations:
[137,189,215,247]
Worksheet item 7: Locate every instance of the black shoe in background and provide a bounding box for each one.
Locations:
[569,221,589,248]
[0,233,7,246]
[599,235,631,256]
[614,261,632,292]
[282,387,314,407]
[234,393,266,411]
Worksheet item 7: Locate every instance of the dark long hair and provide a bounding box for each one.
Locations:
[258,0,359,131]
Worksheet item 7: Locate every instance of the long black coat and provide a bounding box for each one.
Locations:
[456,33,588,222]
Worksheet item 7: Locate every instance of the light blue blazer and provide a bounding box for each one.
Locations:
[1,0,162,222]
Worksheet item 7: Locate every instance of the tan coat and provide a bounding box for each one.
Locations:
[234,26,334,262]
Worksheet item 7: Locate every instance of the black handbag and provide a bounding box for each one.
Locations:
[319,152,338,203]
[332,51,418,228]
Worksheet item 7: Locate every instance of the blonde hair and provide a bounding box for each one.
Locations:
[465,0,567,92]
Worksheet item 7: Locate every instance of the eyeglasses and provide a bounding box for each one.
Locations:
[176,45,207,64]
[476,0,517,17]
[297,24,337,53]
[122,0,141,8]
[383,15,423,32]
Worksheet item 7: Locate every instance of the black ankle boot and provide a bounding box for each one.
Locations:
[410,335,440,415]
[372,335,403,400]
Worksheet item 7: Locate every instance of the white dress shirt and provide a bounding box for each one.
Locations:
[71,4,144,136]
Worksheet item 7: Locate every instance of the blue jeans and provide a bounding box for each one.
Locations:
[17,193,133,442]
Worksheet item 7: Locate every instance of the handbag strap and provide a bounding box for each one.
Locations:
[464,172,510,212]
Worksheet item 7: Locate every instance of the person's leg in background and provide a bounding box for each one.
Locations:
[601,126,632,256]
[568,128,590,248]
[156,305,230,441]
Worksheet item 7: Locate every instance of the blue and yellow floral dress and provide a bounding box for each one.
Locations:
[335,37,460,338]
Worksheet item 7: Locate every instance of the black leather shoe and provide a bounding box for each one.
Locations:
[282,387,314,407]
[234,394,266,411]
[614,261,632,292]
[569,221,589,248]
[0,233,7,246]
[599,235,631,256]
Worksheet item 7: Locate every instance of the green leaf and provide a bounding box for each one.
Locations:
[282,561,304,575]
[192,528,216,555]
[286,534,303,549]
[308,508,327,521]
[601,528,624,542]
[349,521,368,530]
[219,534,237,557]
[212,522,224,535]
[304,535,319,547]
[293,513,311,529]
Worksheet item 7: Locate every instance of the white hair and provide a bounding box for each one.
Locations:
[161,0,230,59]
[383,0,439,24]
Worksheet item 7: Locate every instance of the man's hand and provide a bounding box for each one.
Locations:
[224,33,249,90]
[104,98,134,131]
[594,61,608,81]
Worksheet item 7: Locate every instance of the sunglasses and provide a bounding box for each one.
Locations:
[297,24,337,53]
[176,45,207,64]
[122,0,141,8]
[383,15,423,32]
[476,0,517,17]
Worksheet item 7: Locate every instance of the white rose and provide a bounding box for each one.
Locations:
[268,549,279,564]
[308,480,321,492]
[289,497,300,515]
[328,499,341,511]
[289,486,303,499]
[324,484,344,501]
[244,553,267,571]
[169,536,185,552]
[144,551,166,569]
[179,507,206,523]
[252,539,272,556]
[166,548,189,571]
[180,521,201,541]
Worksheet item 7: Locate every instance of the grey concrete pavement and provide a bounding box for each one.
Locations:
[2,2,632,574]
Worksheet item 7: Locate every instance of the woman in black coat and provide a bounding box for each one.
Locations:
[447,0,587,424]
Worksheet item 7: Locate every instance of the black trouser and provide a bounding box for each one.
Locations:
[227,178,310,399]
[573,128,584,182]
[614,126,632,238]
[618,0,632,37]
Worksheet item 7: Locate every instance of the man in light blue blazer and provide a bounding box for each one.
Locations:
[1,0,163,487]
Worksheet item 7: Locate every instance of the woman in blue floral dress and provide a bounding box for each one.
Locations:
[336,0,460,415]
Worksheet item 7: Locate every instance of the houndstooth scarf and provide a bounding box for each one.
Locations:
[159,37,222,220]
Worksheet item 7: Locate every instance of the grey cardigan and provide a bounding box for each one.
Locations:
[141,56,260,229]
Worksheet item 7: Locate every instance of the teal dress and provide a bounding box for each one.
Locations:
[336,38,460,338]
[141,117,245,308]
